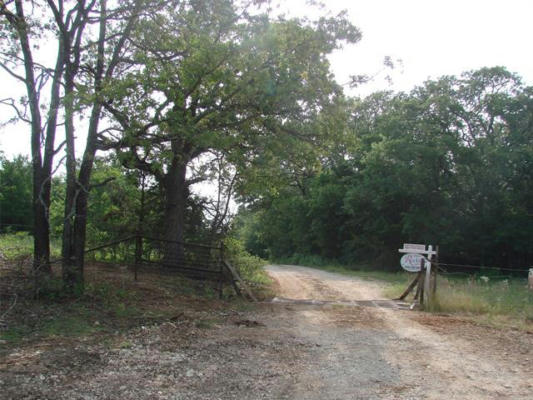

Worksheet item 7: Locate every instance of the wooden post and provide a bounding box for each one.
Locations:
[399,243,438,309]
[430,245,439,296]
[222,260,257,302]
[423,245,432,307]
[414,258,425,306]
[396,273,420,300]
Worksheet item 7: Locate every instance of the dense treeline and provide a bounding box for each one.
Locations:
[236,67,533,271]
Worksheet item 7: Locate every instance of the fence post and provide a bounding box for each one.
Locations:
[414,257,425,306]
[423,245,433,308]
[430,245,439,297]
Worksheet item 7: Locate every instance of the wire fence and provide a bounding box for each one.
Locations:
[0,235,253,307]
[431,261,530,283]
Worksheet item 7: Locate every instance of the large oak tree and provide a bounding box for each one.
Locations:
[102,0,360,262]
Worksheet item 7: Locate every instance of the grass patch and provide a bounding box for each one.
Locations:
[119,340,134,349]
[195,318,218,329]
[40,306,97,337]
[0,326,31,344]
[0,236,263,347]
[0,304,101,344]
[0,231,34,259]
[429,277,533,328]
[0,261,251,347]
[0,231,60,259]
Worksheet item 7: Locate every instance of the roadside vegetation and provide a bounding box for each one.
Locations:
[430,276,533,330]
[0,263,231,346]
[0,232,267,347]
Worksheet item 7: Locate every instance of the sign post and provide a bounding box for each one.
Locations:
[423,245,433,306]
[397,243,438,309]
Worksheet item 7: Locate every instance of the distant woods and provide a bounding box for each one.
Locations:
[235,67,533,271]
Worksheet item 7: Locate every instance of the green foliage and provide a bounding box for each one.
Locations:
[0,231,33,259]
[240,67,533,272]
[0,155,32,232]
[0,231,61,260]
[105,1,361,251]
[223,237,269,285]
[85,158,148,247]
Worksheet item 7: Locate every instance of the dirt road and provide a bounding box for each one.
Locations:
[265,265,532,399]
[2,264,532,399]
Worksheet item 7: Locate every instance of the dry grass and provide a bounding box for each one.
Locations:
[428,276,533,329]
[304,262,533,331]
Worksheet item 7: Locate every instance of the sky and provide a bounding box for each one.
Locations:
[1,0,533,157]
[325,0,533,95]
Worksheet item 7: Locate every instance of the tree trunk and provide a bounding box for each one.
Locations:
[135,172,146,267]
[10,0,57,274]
[162,156,188,266]
[32,166,50,272]
[60,0,144,291]
[61,70,80,288]
[61,96,103,290]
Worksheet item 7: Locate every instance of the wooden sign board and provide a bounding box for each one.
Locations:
[399,243,437,256]
[404,243,426,251]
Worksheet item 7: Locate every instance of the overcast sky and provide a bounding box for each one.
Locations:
[326,0,533,95]
[1,0,532,157]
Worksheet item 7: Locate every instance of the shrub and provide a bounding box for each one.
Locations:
[223,237,270,285]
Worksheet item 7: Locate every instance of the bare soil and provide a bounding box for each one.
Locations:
[1,264,532,399]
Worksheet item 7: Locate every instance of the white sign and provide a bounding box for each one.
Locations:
[404,243,426,251]
[399,243,437,256]
[400,253,425,272]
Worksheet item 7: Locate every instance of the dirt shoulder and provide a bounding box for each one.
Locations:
[1,264,531,399]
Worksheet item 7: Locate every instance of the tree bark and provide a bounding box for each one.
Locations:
[61,0,144,290]
[5,0,67,274]
[61,70,80,287]
[162,153,189,265]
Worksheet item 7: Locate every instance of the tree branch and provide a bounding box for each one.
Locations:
[0,97,30,123]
